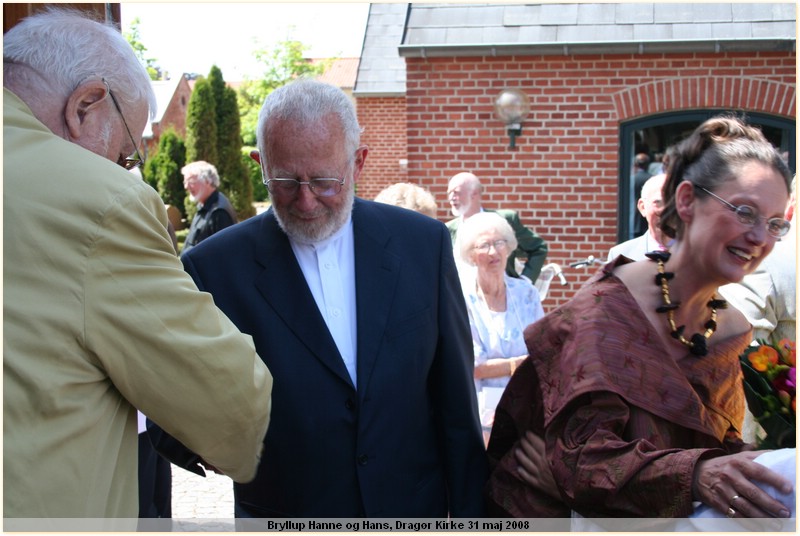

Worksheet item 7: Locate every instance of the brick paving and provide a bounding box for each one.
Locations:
[169,463,236,531]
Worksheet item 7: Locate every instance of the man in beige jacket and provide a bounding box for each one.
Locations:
[3,8,271,524]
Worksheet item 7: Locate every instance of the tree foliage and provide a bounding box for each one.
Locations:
[237,39,332,146]
[123,17,163,80]
[208,66,255,219]
[185,77,218,164]
[142,128,187,217]
[184,67,255,221]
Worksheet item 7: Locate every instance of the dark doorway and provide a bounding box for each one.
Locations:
[618,111,796,243]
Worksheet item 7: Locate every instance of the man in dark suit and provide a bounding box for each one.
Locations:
[151,79,487,518]
[446,172,548,282]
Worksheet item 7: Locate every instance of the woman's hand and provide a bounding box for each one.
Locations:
[514,431,560,500]
[693,451,793,519]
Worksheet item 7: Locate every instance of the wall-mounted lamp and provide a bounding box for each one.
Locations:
[494,89,530,149]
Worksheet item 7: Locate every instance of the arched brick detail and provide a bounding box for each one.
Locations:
[613,77,796,120]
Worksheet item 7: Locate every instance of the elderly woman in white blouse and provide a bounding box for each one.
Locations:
[459,212,545,443]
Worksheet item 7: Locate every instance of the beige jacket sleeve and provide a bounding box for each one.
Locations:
[83,181,272,482]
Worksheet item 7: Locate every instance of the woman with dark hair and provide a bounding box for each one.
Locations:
[486,116,794,521]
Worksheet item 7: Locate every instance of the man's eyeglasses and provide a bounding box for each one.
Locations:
[264,178,345,198]
[695,185,791,238]
[103,79,143,171]
[473,239,508,253]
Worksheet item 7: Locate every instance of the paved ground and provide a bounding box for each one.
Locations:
[169,464,236,531]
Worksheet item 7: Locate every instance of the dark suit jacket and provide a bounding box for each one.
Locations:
[152,198,487,518]
[181,189,238,257]
[447,208,548,282]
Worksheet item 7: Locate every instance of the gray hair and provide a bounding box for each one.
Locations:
[458,212,517,266]
[256,78,362,175]
[3,6,157,120]
[182,161,220,188]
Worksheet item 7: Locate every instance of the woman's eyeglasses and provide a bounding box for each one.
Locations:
[473,239,508,253]
[695,185,791,238]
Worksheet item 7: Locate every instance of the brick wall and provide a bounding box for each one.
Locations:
[356,51,796,309]
[145,77,193,157]
[356,97,409,201]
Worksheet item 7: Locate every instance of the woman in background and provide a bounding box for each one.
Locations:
[459,212,544,444]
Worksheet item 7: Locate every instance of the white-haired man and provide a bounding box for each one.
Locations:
[3,8,271,522]
[608,173,672,262]
[181,160,238,256]
[446,171,548,282]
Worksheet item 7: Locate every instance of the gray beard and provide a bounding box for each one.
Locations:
[273,186,354,244]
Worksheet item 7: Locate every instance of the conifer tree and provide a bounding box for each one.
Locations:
[185,77,218,165]
[184,76,219,221]
[208,66,255,220]
[142,129,187,217]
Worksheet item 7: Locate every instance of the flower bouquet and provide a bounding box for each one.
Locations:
[739,339,796,449]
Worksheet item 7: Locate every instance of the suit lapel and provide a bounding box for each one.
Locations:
[352,200,401,396]
[252,211,354,388]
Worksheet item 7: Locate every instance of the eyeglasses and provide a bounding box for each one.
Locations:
[695,186,791,238]
[473,239,508,253]
[103,79,143,170]
[264,178,345,198]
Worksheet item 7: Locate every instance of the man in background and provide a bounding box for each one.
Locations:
[181,160,238,256]
[608,173,671,262]
[3,8,272,522]
[631,152,653,236]
[446,171,548,282]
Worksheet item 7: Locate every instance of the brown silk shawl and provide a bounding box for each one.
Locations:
[486,260,749,517]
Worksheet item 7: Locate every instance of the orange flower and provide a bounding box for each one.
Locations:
[747,345,780,372]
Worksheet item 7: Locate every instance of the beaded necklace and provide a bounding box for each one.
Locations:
[646,251,728,357]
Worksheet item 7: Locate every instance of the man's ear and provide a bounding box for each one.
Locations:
[351,145,369,183]
[637,198,647,217]
[64,80,108,139]
[249,149,261,164]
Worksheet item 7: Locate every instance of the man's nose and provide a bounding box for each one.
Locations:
[294,181,319,208]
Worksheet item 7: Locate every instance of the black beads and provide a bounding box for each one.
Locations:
[645,251,671,263]
[708,299,728,310]
[689,334,709,356]
[653,256,721,358]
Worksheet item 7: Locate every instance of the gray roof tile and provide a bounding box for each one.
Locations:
[733,3,796,22]
[353,3,408,96]
[539,3,579,25]
[577,4,617,25]
[654,3,737,24]
[615,3,655,24]
[753,20,796,38]
[712,23,755,39]
[632,24,673,41]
